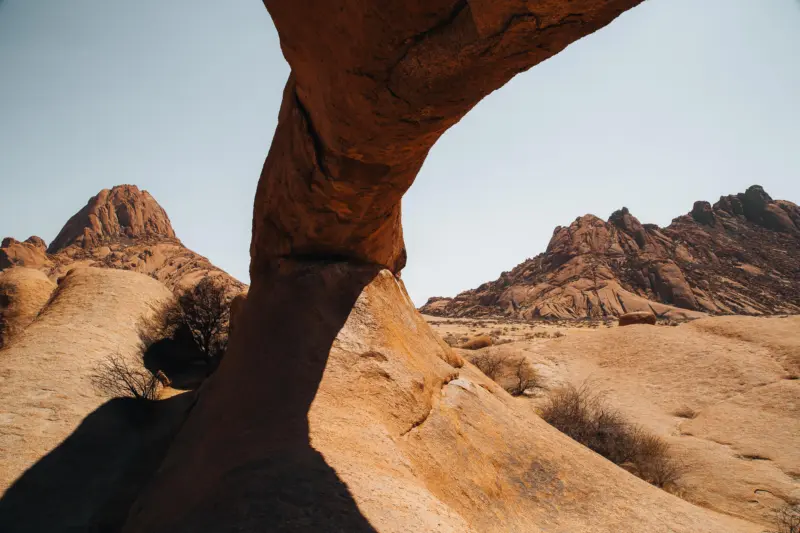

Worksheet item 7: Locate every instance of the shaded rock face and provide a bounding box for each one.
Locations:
[47,185,176,253]
[422,186,800,319]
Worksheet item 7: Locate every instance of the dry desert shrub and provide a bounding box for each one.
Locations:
[91,352,162,401]
[471,352,503,380]
[770,503,800,533]
[540,384,684,488]
[525,330,565,340]
[459,335,493,350]
[673,406,698,419]
[472,352,539,396]
[506,357,540,396]
[166,276,232,361]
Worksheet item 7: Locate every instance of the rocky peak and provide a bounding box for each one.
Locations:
[421,185,800,320]
[714,185,798,233]
[47,185,177,253]
[0,236,51,272]
[24,236,47,249]
[608,207,648,248]
[691,201,716,226]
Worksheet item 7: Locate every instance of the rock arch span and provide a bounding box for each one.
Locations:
[123,2,650,532]
[252,0,643,274]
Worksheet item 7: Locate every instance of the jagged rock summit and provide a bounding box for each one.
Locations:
[47,185,177,253]
[422,186,800,320]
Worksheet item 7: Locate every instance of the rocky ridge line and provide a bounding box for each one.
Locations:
[421,185,800,320]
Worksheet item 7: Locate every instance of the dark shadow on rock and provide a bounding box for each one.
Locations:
[0,393,195,533]
[121,261,380,533]
[143,326,208,390]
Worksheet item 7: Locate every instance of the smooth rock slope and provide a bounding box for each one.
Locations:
[123,263,758,533]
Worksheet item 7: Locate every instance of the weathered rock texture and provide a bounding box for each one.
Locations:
[618,310,656,326]
[47,185,176,253]
[251,0,646,275]
[422,186,800,319]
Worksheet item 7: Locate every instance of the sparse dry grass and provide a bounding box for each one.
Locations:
[540,384,685,489]
[673,406,699,419]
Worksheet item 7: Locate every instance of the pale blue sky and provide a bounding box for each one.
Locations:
[1,1,798,305]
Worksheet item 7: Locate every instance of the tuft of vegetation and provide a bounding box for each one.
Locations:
[506,356,540,396]
[524,330,565,340]
[164,277,232,363]
[459,335,493,350]
[472,352,503,380]
[673,406,698,419]
[770,503,800,533]
[540,384,684,489]
[94,276,235,399]
[91,352,162,401]
[471,352,540,396]
[442,334,460,347]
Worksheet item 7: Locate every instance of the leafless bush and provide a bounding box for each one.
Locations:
[540,384,684,488]
[506,357,540,396]
[91,352,161,401]
[163,276,233,362]
[770,503,800,533]
[472,352,503,380]
[472,353,539,396]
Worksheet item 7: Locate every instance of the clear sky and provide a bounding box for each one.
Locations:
[1,1,799,306]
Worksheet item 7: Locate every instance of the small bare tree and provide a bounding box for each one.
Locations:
[91,352,161,401]
[472,352,503,380]
[506,357,540,396]
[166,276,232,362]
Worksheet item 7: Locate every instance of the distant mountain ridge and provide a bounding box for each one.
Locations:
[421,185,800,320]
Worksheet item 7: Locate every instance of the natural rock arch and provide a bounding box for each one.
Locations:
[123,2,650,532]
[252,0,643,275]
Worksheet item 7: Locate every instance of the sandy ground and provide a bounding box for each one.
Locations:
[426,313,800,529]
